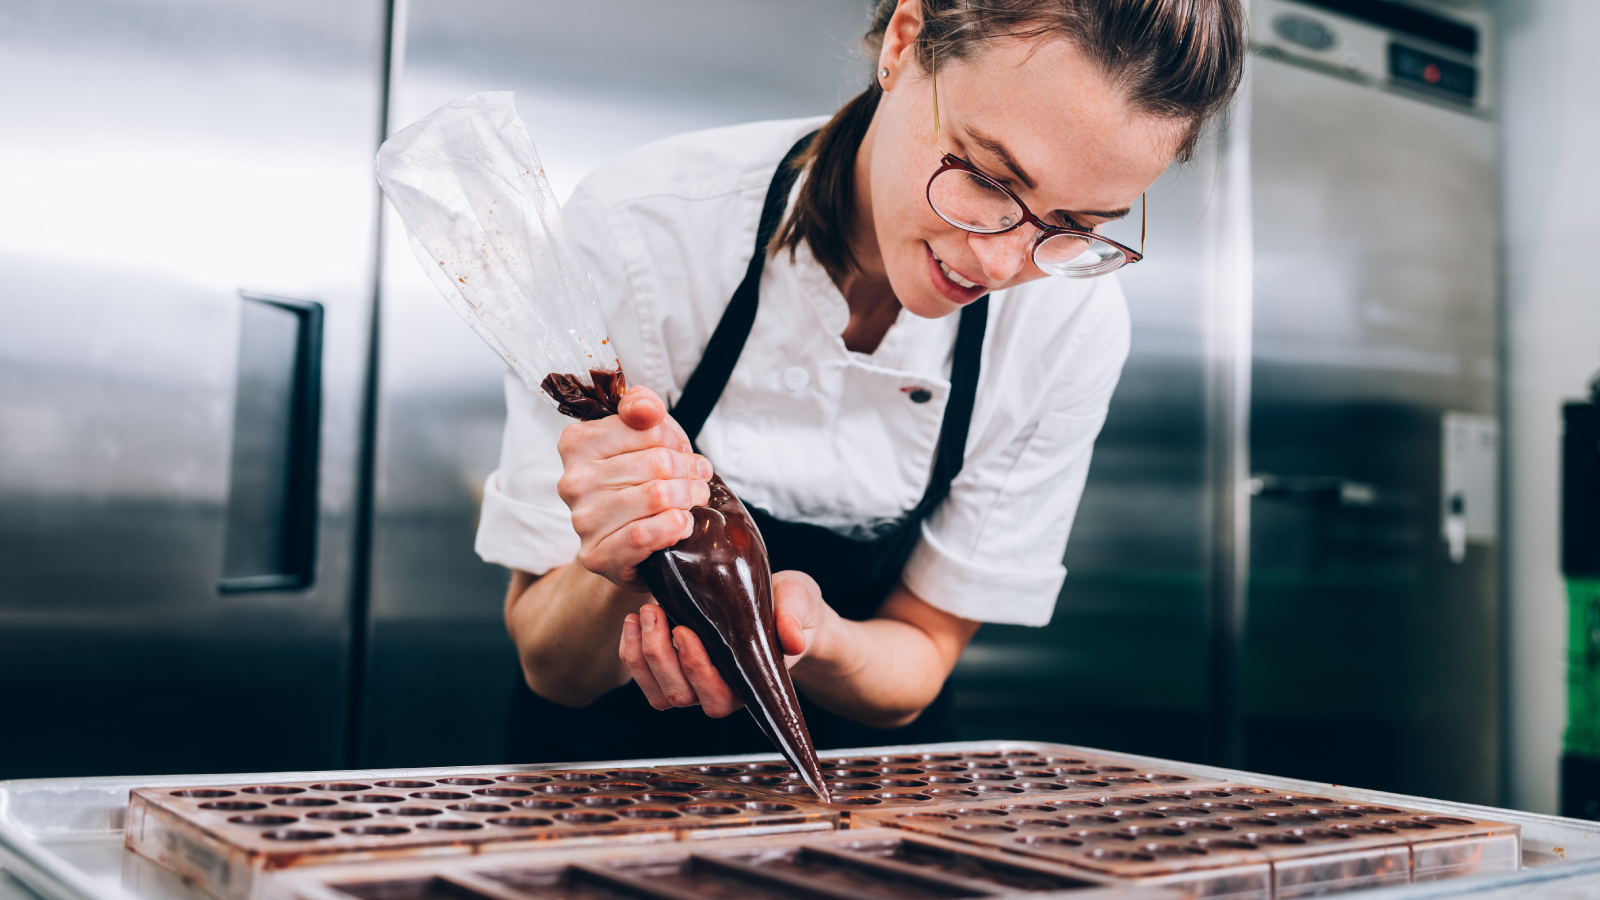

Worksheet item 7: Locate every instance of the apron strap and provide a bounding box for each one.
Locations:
[674,129,989,510]
[672,130,817,441]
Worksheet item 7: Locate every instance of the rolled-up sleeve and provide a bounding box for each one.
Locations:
[901,280,1131,627]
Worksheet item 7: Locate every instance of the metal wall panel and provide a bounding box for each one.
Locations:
[0,0,385,777]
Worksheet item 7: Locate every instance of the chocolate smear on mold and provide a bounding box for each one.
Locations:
[540,366,831,804]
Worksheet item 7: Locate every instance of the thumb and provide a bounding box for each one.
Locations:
[617,385,668,431]
[772,571,824,660]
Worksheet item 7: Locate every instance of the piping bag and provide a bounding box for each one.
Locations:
[375,92,830,803]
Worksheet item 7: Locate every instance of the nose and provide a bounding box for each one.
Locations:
[966,226,1036,284]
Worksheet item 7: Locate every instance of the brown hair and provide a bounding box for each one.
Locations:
[774,0,1247,280]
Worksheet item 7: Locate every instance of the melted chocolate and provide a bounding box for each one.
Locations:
[540,369,627,421]
[542,368,831,803]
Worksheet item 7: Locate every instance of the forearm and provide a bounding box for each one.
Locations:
[790,584,979,729]
[504,562,639,706]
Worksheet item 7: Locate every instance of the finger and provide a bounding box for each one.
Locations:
[638,604,699,708]
[580,509,696,577]
[588,446,714,493]
[619,614,672,710]
[772,570,823,659]
[617,386,669,433]
[775,604,810,659]
[672,626,743,718]
[556,414,694,468]
[569,470,710,543]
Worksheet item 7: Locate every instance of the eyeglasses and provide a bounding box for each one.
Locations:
[925,53,1145,279]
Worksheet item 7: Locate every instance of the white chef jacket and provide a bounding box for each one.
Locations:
[475,116,1130,627]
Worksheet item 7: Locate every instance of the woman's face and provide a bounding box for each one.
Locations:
[859,20,1184,319]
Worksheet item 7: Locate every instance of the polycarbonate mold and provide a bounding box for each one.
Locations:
[128,771,838,900]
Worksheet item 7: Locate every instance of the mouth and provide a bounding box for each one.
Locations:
[924,244,989,306]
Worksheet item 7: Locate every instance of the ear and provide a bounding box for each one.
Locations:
[877,0,924,90]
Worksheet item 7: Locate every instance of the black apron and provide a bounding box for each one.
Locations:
[505,132,989,762]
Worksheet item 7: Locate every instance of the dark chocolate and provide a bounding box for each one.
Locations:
[540,369,627,421]
[542,368,831,804]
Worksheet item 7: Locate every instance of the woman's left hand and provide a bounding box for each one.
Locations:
[618,570,829,717]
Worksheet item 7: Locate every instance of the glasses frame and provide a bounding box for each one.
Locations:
[925,50,1145,276]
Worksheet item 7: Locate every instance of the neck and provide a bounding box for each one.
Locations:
[832,111,901,354]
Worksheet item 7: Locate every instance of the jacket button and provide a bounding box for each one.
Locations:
[783,366,809,391]
[909,388,932,403]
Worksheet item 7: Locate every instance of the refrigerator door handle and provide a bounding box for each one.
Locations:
[218,292,324,593]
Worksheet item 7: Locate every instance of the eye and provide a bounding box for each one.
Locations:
[961,170,1010,197]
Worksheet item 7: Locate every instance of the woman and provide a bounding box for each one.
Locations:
[479,0,1245,761]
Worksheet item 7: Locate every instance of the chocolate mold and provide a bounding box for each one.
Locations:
[261,827,1163,900]
[853,782,1519,899]
[126,771,839,900]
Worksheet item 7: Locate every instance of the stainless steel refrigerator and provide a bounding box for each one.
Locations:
[952,0,1501,806]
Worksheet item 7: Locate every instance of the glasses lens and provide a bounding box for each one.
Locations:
[928,168,1024,234]
[1035,232,1127,278]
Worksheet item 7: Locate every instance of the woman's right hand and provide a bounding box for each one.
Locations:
[555,385,712,591]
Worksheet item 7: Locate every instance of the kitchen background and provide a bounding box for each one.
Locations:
[0,0,1595,820]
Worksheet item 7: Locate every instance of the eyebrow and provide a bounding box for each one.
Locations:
[961,124,1132,222]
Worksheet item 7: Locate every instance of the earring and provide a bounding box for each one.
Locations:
[879,67,889,80]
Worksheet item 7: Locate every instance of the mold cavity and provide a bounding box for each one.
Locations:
[307,811,373,821]
[839,758,881,767]
[827,769,880,779]
[897,813,957,822]
[1006,818,1070,829]
[512,798,575,810]
[536,784,592,795]
[1243,833,1305,845]
[1110,810,1168,820]
[1090,766,1135,773]
[605,771,658,781]
[1180,791,1233,799]
[999,804,1057,813]
[876,768,924,776]
[550,772,607,782]
[346,795,405,804]
[1197,802,1257,812]
[675,805,738,816]
[410,792,471,801]
[487,816,551,827]
[1072,831,1135,843]
[1140,774,1190,783]
[1141,844,1207,858]
[495,775,551,784]
[774,785,816,795]
[436,778,494,787]
[922,764,968,773]
[971,785,1025,794]
[1122,826,1184,837]
[743,763,792,773]
[919,753,963,762]
[1261,813,1325,825]
[1332,824,1398,835]
[950,808,1008,817]
[925,776,973,785]
[836,797,883,805]
[1097,798,1150,807]
[310,783,371,792]
[926,788,978,797]
[380,807,444,817]
[648,780,701,791]
[1280,796,1335,805]
[688,765,741,775]
[1015,835,1083,847]
[374,781,433,789]
[262,829,334,841]
[954,822,1016,833]
[1043,758,1087,765]
[553,811,618,824]
[972,773,1017,782]
[1345,805,1405,815]
[1300,808,1363,819]
[874,792,932,802]
[201,801,266,811]
[878,779,929,789]
[1413,816,1476,826]
[1060,814,1119,825]
[966,752,1003,759]
[577,797,632,808]
[1101,777,1153,785]
[242,786,304,795]
[473,788,532,798]
[1083,849,1153,862]
[228,814,298,826]
[690,790,747,800]
[740,801,797,813]
[417,820,483,831]
[592,782,647,793]
[1374,819,1438,830]
[1055,779,1111,788]
[618,808,680,819]
[1174,821,1235,833]
[171,789,235,799]
[1289,828,1352,842]
[971,762,1010,770]
[632,793,691,803]
[272,798,338,808]
[447,803,511,813]
[343,825,409,835]
[1152,806,1209,817]
[1047,800,1106,810]
[734,775,787,785]
[828,782,881,792]
[1192,838,1257,850]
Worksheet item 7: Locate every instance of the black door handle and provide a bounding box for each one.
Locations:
[218,292,323,593]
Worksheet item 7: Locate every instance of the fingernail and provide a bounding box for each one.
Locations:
[696,457,712,479]
[623,617,639,640]
[671,636,680,652]
[681,511,695,539]
[641,607,654,631]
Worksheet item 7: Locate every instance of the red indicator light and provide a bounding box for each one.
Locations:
[1423,63,1442,84]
